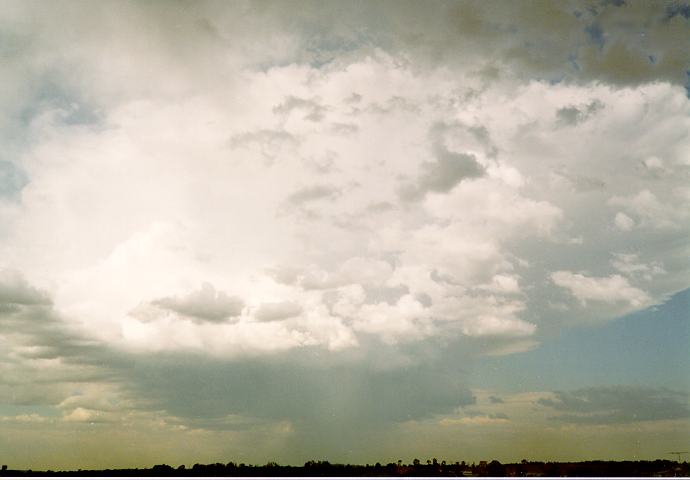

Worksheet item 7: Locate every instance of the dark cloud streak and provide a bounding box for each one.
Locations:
[538,386,690,424]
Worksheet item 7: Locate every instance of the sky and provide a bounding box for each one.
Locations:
[0,0,689,470]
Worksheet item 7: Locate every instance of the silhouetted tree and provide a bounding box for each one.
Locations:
[487,460,506,476]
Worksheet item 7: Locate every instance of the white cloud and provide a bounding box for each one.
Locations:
[0,14,686,361]
[0,3,689,469]
[609,189,688,229]
[614,212,635,231]
[551,271,652,309]
[611,253,665,281]
[63,407,103,423]
[353,294,434,344]
[461,316,536,338]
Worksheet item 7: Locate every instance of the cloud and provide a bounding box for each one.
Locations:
[254,301,302,321]
[151,283,244,323]
[117,348,477,458]
[550,169,606,193]
[614,211,635,231]
[611,253,665,280]
[556,99,604,126]
[0,270,51,306]
[63,407,111,424]
[538,386,690,424]
[440,414,510,426]
[285,184,341,206]
[0,160,28,201]
[551,271,652,309]
[399,137,485,202]
[230,129,299,160]
[273,96,328,122]
[0,1,689,468]
[0,273,133,421]
[609,189,684,229]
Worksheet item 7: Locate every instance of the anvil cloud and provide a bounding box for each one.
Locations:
[0,0,688,469]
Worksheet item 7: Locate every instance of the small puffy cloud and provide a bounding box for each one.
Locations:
[460,315,536,338]
[0,270,51,306]
[440,412,510,426]
[642,156,665,172]
[0,413,52,424]
[551,271,651,308]
[538,386,690,424]
[614,211,635,231]
[152,283,244,323]
[278,257,394,291]
[254,301,302,322]
[609,189,683,229]
[611,253,665,280]
[63,407,111,423]
[478,274,521,294]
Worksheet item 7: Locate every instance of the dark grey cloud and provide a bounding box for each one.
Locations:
[287,0,690,88]
[552,169,607,192]
[665,2,690,20]
[6,1,690,106]
[286,184,341,206]
[0,270,51,306]
[152,283,244,323]
[364,284,409,305]
[330,122,359,135]
[399,142,485,202]
[0,279,472,456]
[120,343,476,458]
[255,301,302,321]
[556,99,604,125]
[366,96,420,115]
[414,292,433,308]
[399,121,491,202]
[366,201,395,213]
[584,21,606,50]
[0,292,130,375]
[0,275,131,410]
[538,386,690,424]
[463,410,509,420]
